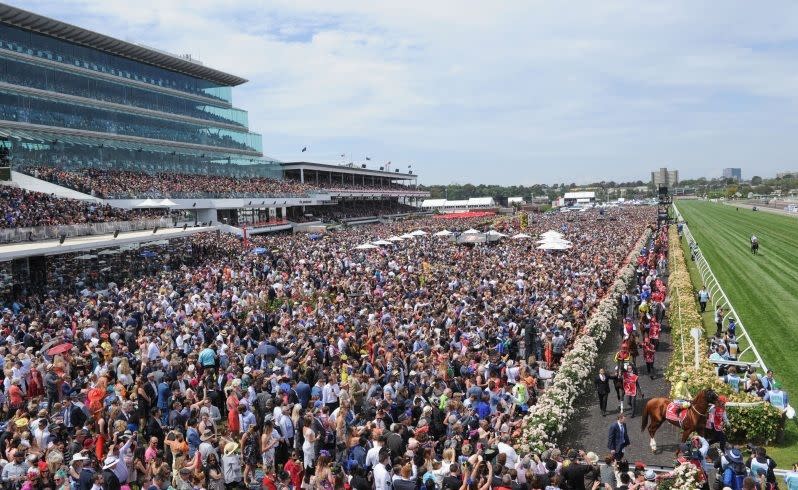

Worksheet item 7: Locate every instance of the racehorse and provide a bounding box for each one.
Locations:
[641,389,718,452]
[751,238,759,255]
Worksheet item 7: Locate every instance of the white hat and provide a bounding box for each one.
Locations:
[103,456,119,470]
[243,366,252,374]
[71,453,89,462]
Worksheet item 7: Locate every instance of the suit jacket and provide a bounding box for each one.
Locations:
[607,422,630,453]
[595,375,611,395]
[68,404,87,429]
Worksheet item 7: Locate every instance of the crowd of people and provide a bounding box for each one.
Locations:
[288,181,425,196]
[0,207,676,490]
[20,167,319,200]
[0,186,160,229]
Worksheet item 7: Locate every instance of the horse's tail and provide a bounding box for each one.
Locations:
[641,401,650,432]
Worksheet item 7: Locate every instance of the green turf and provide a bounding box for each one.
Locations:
[676,200,798,462]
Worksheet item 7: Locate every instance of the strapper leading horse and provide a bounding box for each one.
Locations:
[641,389,718,452]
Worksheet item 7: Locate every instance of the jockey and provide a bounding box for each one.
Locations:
[751,234,758,243]
[673,373,692,411]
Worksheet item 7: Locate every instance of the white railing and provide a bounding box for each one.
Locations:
[672,203,768,373]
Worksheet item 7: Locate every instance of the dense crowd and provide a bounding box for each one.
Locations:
[289,181,425,196]
[0,207,669,490]
[0,186,160,229]
[20,167,319,199]
[290,201,418,223]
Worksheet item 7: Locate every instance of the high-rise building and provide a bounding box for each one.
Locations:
[651,167,678,188]
[722,168,742,182]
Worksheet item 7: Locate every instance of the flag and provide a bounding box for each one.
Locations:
[301,147,307,152]
[366,157,371,161]
[340,153,345,158]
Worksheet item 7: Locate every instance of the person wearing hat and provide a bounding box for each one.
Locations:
[101,456,121,490]
[221,442,243,487]
[672,372,693,416]
[642,469,658,489]
[720,447,748,490]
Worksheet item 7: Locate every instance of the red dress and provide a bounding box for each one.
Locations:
[226,393,240,434]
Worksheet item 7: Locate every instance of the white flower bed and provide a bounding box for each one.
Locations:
[517,230,651,454]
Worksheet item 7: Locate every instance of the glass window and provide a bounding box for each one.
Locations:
[0,24,234,103]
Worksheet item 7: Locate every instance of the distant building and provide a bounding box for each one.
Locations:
[563,191,595,206]
[776,171,798,179]
[651,167,679,188]
[722,168,742,181]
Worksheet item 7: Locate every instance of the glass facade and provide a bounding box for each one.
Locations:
[0,55,249,127]
[0,90,262,152]
[0,19,273,178]
[0,23,232,102]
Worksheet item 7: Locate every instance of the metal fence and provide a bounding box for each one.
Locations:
[0,217,171,244]
[672,203,767,372]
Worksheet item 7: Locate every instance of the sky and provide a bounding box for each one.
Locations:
[15,1,798,185]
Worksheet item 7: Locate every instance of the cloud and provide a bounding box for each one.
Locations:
[14,0,798,184]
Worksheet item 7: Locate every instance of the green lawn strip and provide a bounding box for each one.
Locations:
[676,200,798,463]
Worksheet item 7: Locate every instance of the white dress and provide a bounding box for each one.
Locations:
[302,427,316,468]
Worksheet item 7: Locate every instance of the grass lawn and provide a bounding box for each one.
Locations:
[675,200,798,463]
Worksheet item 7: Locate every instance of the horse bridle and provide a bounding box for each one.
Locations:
[690,405,707,417]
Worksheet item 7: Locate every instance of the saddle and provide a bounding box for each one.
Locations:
[666,402,689,427]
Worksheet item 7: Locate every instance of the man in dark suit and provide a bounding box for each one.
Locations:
[595,368,611,415]
[607,413,630,461]
[63,397,87,434]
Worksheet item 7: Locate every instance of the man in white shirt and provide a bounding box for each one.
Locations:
[365,434,386,468]
[496,435,519,469]
[322,377,340,411]
[372,449,392,490]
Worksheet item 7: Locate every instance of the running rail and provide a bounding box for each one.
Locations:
[671,204,768,373]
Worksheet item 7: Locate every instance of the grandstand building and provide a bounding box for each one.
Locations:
[0,3,427,235]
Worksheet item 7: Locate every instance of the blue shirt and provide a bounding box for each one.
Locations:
[157,381,170,409]
[198,348,216,367]
[474,401,491,420]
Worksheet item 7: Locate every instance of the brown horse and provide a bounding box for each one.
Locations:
[641,389,718,452]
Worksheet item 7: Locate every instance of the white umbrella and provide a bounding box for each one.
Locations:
[387,236,404,242]
[410,230,428,236]
[354,243,378,250]
[400,233,415,239]
[486,230,507,238]
[433,230,453,237]
[540,230,564,238]
[135,198,159,208]
[537,242,572,250]
[463,228,481,234]
[372,240,393,246]
[158,198,178,207]
[511,233,532,239]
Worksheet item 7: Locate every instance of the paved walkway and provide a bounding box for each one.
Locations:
[561,279,681,466]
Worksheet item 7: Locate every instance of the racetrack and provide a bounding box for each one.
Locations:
[676,200,798,396]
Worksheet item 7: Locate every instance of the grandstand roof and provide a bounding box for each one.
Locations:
[0,3,247,87]
[281,162,416,180]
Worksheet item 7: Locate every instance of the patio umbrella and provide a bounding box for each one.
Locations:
[486,230,507,238]
[157,199,178,207]
[372,240,393,246]
[354,243,378,250]
[410,230,427,236]
[399,234,415,239]
[462,228,481,234]
[433,230,453,237]
[511,233,532,239]
[47,342,74,356]
[540,230,564,238]
[387,236,404,242]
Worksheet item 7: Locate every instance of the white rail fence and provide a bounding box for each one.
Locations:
[672,203,768,374]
